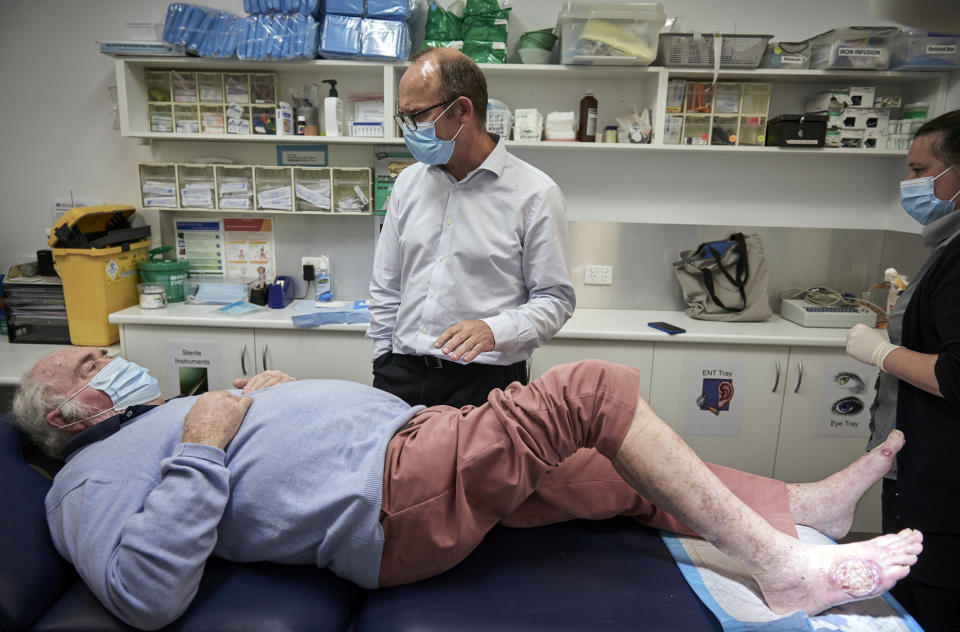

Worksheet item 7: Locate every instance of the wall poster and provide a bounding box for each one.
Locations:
[683,360,748,437]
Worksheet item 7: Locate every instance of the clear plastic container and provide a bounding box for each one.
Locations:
[148,103,173,132]
[255,167,293,211]
[681,115,711,145]
[760,41,811,69]
[198,73,224,103]
[216,166,254,210]
[127,22,163,41]
[145,71,171,102]
[225,74,250,103]
[177,165,215,209]
[738,116,766,146]
[712,83,741,114]
[171,71,198,102]
[139,164,177,208]
[332,168,372,214]
[684,81,713,113]
[890,32,960,70]
[557,1,666,65]
[806,27,897,70]
[294,168,332,212]
[250,73,277,104]
[711,115,739,146]
[137,283,167,309]
[199,106,225,134]
[740,83,771,115]
[173,104,199,134]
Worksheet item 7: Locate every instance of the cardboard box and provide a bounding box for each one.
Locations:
[804,89,849,113]
[847,86,876,108]
[839,128,865,148]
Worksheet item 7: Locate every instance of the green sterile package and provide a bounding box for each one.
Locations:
[464,0,508,16]
[462,21,508,43]
[421,39,464,51]
[425,2,463,41]
[462,40,507,63]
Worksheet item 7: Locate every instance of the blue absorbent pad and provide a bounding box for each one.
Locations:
[366,0,411,20]
[320,14,362,57]
[325,0,365,16]
[660,526,924,632]
[291,300,370,328]
[360,18,409,60]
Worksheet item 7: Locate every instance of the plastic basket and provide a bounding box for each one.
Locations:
[658,33,772,68]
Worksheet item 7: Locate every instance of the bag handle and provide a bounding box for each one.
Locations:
[696,233,749,313]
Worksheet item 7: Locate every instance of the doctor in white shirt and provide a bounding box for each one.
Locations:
[367,47,575,408]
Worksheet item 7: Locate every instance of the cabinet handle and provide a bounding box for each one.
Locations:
[772,360,781,393]
[793,360,803,393]
[241,344,248,375]
[262,345,269,371]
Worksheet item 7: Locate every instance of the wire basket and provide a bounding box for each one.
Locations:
[658,33,772,68]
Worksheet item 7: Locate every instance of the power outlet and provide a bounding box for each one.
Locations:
[301,256,324,280]
[584,265,613,286]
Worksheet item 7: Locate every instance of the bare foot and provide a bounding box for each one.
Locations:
[756,528,922,615]
[787,429,903,540]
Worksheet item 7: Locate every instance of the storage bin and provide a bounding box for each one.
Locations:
[890,31,960,70]
[139,164,178,208]
[177,165,216,208]
[216,165,254,210]
[293,167,332,212]
[255,167,293,211]
[138,246,190,303]
[332,168,372,213]
[557,2,665,66]
[658,33,772,68]
[765,114,827,148]
[48,206,151,346]
[760,41,810,69]
[805,27,898,70]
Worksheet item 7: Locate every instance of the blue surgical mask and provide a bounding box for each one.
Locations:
[402,101,464,165]
[900,165,960,226]
[57,357,161,428]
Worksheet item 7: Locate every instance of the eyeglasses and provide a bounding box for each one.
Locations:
[393,100,452,132]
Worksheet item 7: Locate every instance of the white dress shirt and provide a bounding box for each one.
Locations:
[367,136,575,366]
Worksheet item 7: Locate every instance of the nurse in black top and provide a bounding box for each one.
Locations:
[845,109,960,632]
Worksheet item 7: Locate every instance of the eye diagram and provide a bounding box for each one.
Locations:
[831,396,864,416]
[833,371,866,394]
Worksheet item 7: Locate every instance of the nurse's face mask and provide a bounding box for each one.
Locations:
[900,165,960,226]
[55,357,161,429]
[399,100,464,165]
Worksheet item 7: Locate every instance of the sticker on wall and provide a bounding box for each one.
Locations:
[815,361,878,438]
[683,360,747,436]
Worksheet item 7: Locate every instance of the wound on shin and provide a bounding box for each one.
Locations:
[834,560,881,597]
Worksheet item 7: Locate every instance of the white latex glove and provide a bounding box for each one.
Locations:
[845,323,900,370]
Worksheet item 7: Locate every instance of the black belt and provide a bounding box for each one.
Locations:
[394,353,499,371]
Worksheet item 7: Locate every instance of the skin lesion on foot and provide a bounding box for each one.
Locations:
[834,559,880,598]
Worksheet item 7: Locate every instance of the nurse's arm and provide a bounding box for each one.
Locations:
[883,348,942,397]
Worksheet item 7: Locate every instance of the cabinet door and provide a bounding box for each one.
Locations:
[648,343,789,477]
[530,339,654,400]
[775,347,881,533]
[256,329,374,385]
[119,324,256,397]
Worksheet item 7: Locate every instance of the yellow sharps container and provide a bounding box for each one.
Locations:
[49,205,151,346]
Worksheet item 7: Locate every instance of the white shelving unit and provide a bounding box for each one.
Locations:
[115,56,951,155]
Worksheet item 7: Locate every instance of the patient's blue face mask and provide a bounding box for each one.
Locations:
[402,101,464,165]
[56,357,161,428]
[900,165,960,226]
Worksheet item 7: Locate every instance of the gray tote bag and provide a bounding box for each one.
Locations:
[672,232,772,322]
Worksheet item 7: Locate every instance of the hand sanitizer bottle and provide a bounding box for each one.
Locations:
[315,255,332,303]
[322,80,342,137]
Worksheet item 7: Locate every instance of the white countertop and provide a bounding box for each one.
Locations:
[1,339,121,385]
[108,303,848,348]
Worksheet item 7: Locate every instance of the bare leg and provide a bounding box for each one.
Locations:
[612,398,922,615]
[786,430,903,540]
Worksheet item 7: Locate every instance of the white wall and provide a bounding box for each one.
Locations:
[0,0,957,305]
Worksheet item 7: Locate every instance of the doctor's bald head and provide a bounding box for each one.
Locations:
[405,47,488,129]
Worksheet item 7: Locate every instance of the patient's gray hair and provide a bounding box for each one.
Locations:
[11,374,93,458]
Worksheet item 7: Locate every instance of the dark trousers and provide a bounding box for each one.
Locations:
[372,352,528,408]
[883,478,960,632]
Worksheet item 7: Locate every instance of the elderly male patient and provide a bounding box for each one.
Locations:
[13,347,921,630]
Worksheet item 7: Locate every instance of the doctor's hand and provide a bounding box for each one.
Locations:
[435,320,495,363]
[846,323,901,371]
[233,370,295,393]
[182,391,252,450]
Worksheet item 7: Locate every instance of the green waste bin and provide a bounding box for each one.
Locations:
[137,246,189,302]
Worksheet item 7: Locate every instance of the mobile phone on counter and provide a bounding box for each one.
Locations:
[648,322,686,335]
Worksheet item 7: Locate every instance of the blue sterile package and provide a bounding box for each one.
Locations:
[291,300,371,328]
[366,0,411,20]
[360,18,410,60]
[218,300,266,316]
[244,0,320,16]
[325,0,365,16]
[319,14,363,58]
[236,13,318,60]
[187,282,248,305]
[163,3,243,57]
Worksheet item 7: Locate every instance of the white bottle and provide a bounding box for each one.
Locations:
[322,80,342,137]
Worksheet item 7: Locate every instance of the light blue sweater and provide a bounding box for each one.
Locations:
[45,380,419,630]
